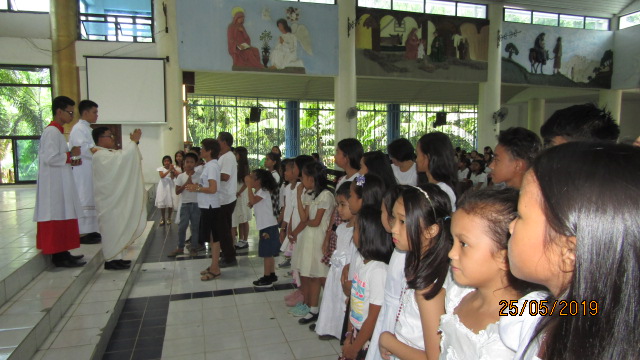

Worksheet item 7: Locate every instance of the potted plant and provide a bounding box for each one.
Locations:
[259,30,272,67]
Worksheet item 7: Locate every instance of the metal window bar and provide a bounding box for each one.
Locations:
[79,13,154,42]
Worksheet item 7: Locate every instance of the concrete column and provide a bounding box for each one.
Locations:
[50,0,80,133]
[527,98,545,135]
[334,0,357,142]
[599,89,622,124]
[285,101,300,157]
[154,0,183,152]
[386,104,400,144]
[477,3,502,150]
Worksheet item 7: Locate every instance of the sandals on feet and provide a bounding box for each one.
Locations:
[201,270,221,281]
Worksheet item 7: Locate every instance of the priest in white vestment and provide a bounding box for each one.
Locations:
[34,96,86,267]
[69,100,101,244]
[91,127,147,270]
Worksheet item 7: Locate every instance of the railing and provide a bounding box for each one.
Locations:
[79,13,154,42]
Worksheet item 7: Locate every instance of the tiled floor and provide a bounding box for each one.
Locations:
[103,210,340,360]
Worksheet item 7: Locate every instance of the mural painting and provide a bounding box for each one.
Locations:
[501,23,613,88]
[611,24,640,90]
[355,8,490,82]
[177,0,338,76]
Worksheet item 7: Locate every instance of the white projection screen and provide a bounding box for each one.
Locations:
[86,57,166,123]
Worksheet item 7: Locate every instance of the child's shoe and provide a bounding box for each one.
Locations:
[167,248,184,257]
[290,303,310,317]
[253,276,273,287]
[278,258,291,268]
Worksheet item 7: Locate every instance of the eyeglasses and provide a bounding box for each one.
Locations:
[65,110,74,116]
[100,134,115,139]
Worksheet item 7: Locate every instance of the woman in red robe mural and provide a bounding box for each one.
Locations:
[227,7,263,69]
[404,28,421,60]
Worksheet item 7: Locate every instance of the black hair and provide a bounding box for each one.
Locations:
[336,181,352,199]
[190,146,201,155]
[78,99,98,115]
[362,151,397,190]
[294,155,315,178]
[497,127,541,167]
[356,206,393,264]
[174,150,185,168]
[183,152,198,163]
[417,132,457,189]
[399,184,453,300]
[217,131,234,147]
[266,152,282,181]
[382,185,401,226]
[235,146,250,180]
[351,174,386,210]
[52,96,75,116]
[471,159,485,174]
[525,141,640,359]
[457,188,542,295]
[281,158,294,185]
[459,157,470,168]
[483,146,493,154]
[201,138,221,159]
[162,155,172,165]
[337,138,364,170]
[302,162,330,199]
[388,138,416,162]
[252,168,278,194]
[276,18,292,33]
[91,126,109,144]
[271,145,282,155]
[540,103,620,146]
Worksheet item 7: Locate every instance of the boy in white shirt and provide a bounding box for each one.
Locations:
[169,153,201,257]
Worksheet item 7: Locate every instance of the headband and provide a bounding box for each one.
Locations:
[412,185,438,221]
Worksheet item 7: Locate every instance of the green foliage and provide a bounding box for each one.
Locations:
[0,67,51,183]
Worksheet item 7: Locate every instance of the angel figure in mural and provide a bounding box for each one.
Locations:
[553,37,562,74]
[227,7,264,69]
[269,19,305,69]
[404,28,423,60]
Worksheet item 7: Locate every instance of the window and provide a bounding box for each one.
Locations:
[620,11,640,29]
[559,14,584,28]
[504,8,532,23]
[299,101,335,168]
[278,0,336,3]
[0,65,51,184]
[585,17,608,30]
[394,0,424,13]
[79,0,154,42]
[359,0,392,9]
[533,12,558,26]
[1,0,49,12]
[456,2,485,18]
[425,0,455,15]
[357,102,478,152]
[504,7,609,30]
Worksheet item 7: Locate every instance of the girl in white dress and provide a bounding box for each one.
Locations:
[315,181,354,339]
[341,206,393,360]
[232,147,251,249]
[156,155,177,225]
[501,142,640,360]
[439,188,541,360]
[378,184,453,360]
[290,162,335,321]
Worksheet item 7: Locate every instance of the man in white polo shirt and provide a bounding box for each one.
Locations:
[216,132,238,267]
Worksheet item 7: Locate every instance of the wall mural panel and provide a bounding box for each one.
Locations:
[355,8,490,82]
[501,23,613,88]
[177,0,338,75]
[612,24,640,90]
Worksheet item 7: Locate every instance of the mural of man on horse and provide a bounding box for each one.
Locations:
[529,32,549,74]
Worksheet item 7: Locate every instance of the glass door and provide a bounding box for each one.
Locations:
[0,136,39,184]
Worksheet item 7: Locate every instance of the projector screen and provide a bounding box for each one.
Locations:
[86,57,166,124]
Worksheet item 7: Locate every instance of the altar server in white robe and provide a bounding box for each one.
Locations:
[34,96,86,267]
[69,100,101,244]
[91,126,147,270]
